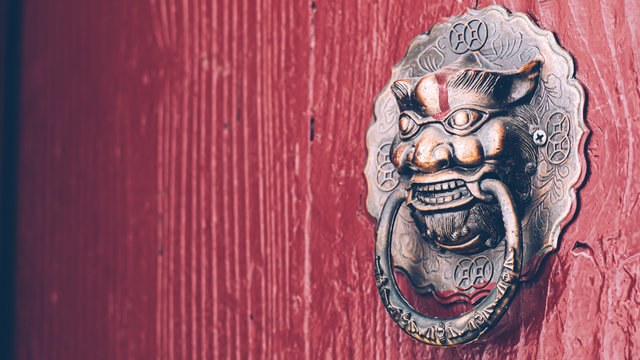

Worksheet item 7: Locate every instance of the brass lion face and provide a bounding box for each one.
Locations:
[389,54,540,253]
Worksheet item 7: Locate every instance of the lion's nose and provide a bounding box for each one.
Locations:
[411,126,485,173]
[413,142,453,173]
[412,127,454,173]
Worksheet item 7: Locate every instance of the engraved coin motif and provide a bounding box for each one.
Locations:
[375,143,399,191]
[453,256,493,291]
[545,112,571,164]
[449,19,488,54]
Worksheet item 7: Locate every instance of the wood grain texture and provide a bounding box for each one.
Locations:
[13,0,640,359]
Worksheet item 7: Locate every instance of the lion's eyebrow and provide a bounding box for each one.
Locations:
[391,79,416,111]
[448,70,501,95]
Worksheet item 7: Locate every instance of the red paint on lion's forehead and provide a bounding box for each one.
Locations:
[431,68,463,120]
[434,73,450,121]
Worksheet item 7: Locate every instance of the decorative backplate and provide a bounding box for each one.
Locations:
[365,6,587,345]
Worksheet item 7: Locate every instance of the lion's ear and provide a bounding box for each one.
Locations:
[391,79,414,110]
[499,60,542,104]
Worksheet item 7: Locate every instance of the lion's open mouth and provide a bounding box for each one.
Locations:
[406,164,500,212]
[409,179,475,211]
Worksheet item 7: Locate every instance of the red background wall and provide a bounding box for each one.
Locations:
[13,0,640,358]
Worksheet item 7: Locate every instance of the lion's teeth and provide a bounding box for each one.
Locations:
[414,180,471,203]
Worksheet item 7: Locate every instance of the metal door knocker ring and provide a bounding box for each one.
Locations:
[365,6,587,346]
[375,180,521,346]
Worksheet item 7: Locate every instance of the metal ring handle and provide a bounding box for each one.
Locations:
[374,179,522,346]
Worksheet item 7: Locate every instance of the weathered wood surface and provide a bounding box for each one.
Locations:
[14,0,640,359]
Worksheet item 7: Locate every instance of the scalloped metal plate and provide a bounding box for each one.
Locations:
[365,5,588,302]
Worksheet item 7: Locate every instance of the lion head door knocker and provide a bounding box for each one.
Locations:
[365,6,587,346]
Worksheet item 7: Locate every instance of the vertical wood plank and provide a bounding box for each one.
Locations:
[309,0,640,358]
[15,0,311,359]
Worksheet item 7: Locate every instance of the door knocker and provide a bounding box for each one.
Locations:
[365,6,587,346]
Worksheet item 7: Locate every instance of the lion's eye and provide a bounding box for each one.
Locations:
[444,109,486,132]
[399,114,419,139]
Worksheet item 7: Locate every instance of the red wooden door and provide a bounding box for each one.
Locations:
[9,0,640,359]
